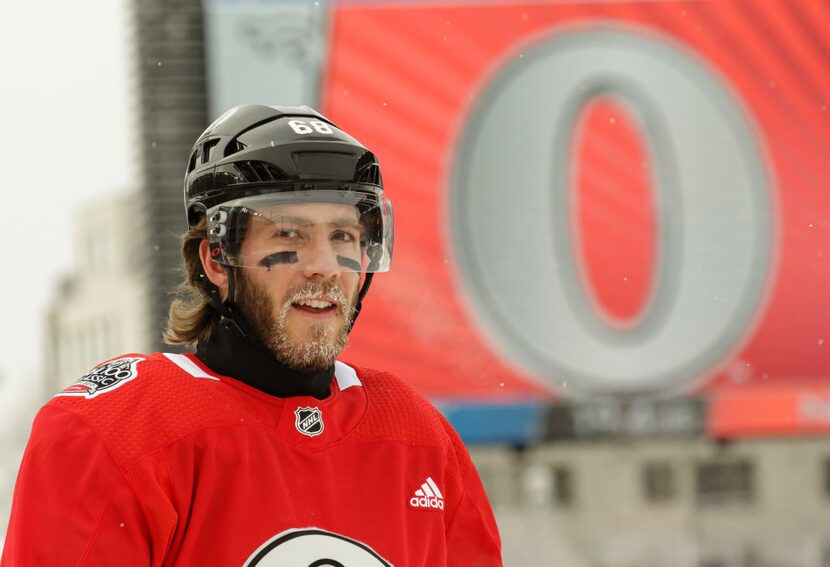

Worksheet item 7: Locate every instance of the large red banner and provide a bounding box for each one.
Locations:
[320,1,830,436]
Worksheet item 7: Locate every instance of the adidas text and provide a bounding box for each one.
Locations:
[409,496,444,510]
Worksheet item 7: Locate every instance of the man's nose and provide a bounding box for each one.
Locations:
[300,239,341,279]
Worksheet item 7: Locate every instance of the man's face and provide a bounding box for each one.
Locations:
[234,202,363,371]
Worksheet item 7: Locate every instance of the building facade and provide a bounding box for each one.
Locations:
[133,0,209,349]
[45,193,151,394]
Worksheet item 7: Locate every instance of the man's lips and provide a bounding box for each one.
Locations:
[291,296,340,317]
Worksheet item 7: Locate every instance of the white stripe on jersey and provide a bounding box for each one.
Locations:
[334,361,361,390]
[163,353,220,381]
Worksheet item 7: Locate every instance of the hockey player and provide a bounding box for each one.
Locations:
[2,105,502,566]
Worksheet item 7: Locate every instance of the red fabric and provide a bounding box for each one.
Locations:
[2,354,501,566]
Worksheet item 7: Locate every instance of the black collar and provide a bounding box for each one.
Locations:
[195,319,334,400]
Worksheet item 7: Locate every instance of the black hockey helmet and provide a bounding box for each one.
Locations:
[183,104,393,329]
[185,105,393,272]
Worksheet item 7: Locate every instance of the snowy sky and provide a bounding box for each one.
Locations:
[0,0,132,424]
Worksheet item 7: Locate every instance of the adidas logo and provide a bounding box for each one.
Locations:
[409,476,444,510]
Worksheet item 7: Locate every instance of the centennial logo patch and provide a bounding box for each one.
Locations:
[57,357,145,399]
[294,406,324,437]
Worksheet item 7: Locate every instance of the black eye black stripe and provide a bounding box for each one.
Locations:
[257,252,361,271]
[336,256,362,271]
[258,251,299,269]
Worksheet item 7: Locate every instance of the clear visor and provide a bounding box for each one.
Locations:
[206,190,393,273]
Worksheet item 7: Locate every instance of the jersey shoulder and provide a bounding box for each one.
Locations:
[348,365,476,507]
[47,352,251,467]
[349,365,453,449]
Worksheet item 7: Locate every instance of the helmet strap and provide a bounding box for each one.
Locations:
[206,266,248,339]
[349,272,374,332]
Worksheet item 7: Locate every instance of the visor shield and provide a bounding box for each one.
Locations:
[206,190,393,273]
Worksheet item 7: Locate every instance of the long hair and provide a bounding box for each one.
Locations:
[163,218,221,346]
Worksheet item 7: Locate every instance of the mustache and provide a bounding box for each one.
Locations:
[286,281,348,306]
[280,281,357,319]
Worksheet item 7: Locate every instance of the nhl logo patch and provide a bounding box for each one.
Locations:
[294,406,324,437]
[58,357,145,399]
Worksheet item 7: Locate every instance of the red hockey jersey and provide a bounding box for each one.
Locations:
[2,353,502,566]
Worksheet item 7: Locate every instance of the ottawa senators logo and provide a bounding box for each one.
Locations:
[244,528,393,566]
[57,357,144,399]
[294,406,324,437]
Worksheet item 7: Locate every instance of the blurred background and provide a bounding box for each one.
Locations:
[1,0,829,565]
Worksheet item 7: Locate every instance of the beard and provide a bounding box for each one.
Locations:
[236,274,357,372]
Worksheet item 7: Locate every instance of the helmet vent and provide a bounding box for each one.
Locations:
[224,139,247,158]
[202,139,220,163]
[358,163,382,186]
[187,150,198,173]
[236,161,287,183]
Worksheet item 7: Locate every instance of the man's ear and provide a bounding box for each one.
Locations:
[198,240,228,300]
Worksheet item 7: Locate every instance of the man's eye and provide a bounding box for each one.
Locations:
[332,230,358,242]
[275,229,299,239]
